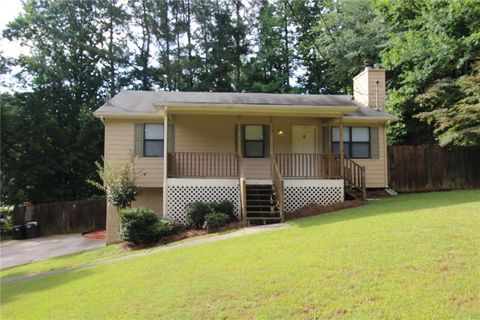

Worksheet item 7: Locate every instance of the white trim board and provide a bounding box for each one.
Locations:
[167,178,239,187]
[245,179,273,185]
[284,179,344,188]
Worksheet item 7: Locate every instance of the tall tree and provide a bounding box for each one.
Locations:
[2,0,108,204]
[243,0,294,93]
[192,0,239,91]
[128,0,156,90]
[182,0,194,90]
[380,0,480,144]
[308,0,386,93]
[232,0,249,91]
[100,0,130,97]
[415,61,480,146]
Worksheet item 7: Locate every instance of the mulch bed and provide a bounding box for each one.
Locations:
[122,221,242,251]
[120,199,368,250]
[285,200,365,220]
[82,230,106,240]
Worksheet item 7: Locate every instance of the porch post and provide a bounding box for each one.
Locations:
[269,116,274,157]
[162,107,168,217]
[237,116,242,156]
[269,116,274,178]
[339,116,344,178]
[237,116,247,226]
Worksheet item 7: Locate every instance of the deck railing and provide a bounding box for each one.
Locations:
[271,158,285,222]
[275,153,342,178]
[344,157,366,200]
[168,152,239,177]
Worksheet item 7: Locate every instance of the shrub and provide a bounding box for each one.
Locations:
[210,200,235,220]
[0,206,13,235]
[88,157,138,209]
[203,212,230,229]
[120,207,160,245]
[186,202,211,228]
[108,182,137,209]
[157,218,178,237]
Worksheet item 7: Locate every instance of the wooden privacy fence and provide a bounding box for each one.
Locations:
[388,145,480,193]
[13,198,106,235]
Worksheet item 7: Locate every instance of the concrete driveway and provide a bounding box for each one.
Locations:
[1,234,105,269]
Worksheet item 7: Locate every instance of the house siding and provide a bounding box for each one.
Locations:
[104,115,388,189]
[102,114,389,244]
[104,118,164,187]
[133,187,163,215]
[173,115,325,153]
[173,115,237,153]
[353,68,386,110]
[171,114,387,187]
[343,123,387,188]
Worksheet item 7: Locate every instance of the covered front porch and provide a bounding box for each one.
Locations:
[163,113,366,225]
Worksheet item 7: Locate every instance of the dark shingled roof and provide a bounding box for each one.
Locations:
[94,90,397,120]
[344,106,398,120]
[95,91,360,113]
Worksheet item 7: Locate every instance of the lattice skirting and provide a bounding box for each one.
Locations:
[166,179,241,224]
[284,179,344,213]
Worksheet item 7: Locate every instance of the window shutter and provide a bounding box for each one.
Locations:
[134,123,144,156]
[167,124,175,152]
[263,125,270,158]
[370,127,380,159]
[321,126,330,153]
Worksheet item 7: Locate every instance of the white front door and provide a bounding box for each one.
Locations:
[292,126,317,154]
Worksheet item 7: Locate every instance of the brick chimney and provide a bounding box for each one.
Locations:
[353,60,386,110]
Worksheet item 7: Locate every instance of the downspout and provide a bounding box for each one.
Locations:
[384,123,389,188]
[339,116,344,178]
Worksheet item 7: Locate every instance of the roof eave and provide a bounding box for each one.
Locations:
[93,112,164,119]
[343,116,399,122]
[160,103,358,114]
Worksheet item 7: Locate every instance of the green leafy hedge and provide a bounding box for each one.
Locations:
[120,207,176,245]
[185,200,236,229]
[203,212,230,229]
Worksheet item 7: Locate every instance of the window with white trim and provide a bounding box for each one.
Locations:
[144,124,164,157]
[244,125,265,158]
[332,127,370,159]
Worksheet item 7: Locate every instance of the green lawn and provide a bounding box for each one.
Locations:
[0,229,238,280]
[2,190,479,319]
[0,243,133,279]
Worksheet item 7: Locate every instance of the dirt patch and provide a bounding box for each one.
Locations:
[285,200,365,220]
[122,221,242,251]
[366,188,391,198]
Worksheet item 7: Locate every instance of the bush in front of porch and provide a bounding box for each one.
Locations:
[120,208,177,246]
[186,200,236,229]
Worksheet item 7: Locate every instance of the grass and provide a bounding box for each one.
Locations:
[0,243,133,279]
[1,190,479,319]
[0,226,240,279]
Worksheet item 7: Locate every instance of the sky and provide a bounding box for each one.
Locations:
[1,0,24,58]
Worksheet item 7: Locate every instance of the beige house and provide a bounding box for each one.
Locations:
[94,65,397,244]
